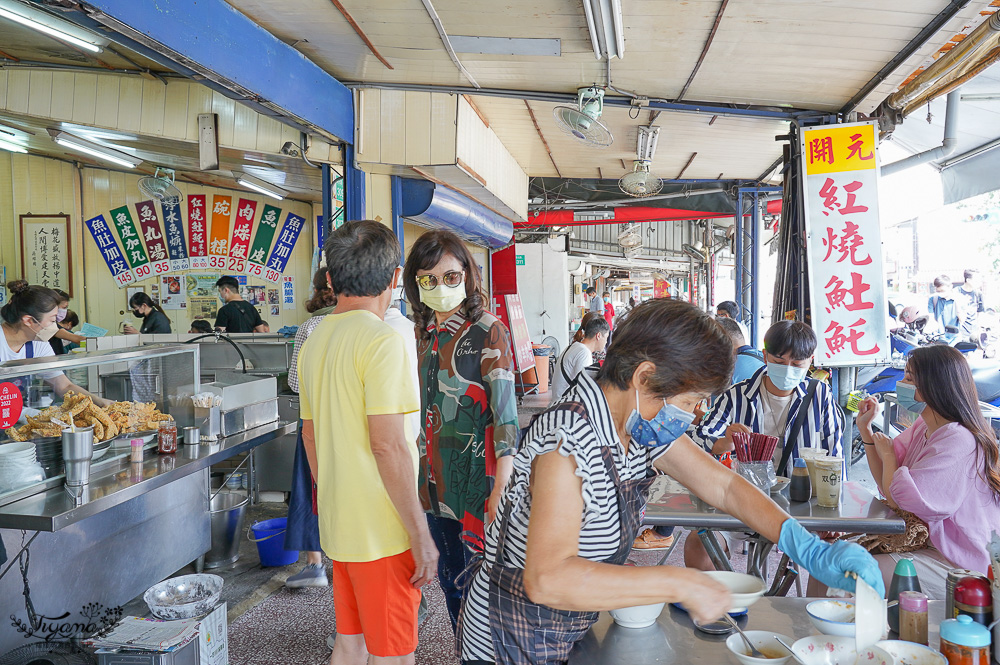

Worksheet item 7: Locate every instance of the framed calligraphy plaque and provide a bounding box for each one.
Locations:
[20,214,72,296]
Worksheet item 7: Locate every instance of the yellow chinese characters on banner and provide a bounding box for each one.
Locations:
[800,121,888,367]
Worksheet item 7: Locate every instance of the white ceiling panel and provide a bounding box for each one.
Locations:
[471,96,787,181]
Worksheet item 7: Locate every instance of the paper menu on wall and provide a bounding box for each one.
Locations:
[80,323,108,338]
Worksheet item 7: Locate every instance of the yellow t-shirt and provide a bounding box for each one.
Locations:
[298,310,420,562]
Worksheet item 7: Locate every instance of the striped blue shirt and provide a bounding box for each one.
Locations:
[691,367,845,475]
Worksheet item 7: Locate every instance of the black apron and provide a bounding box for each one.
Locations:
[461,402,656,665]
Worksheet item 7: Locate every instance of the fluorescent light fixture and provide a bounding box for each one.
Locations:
[50,130,142,168]
[0,0,106,53]
[0,137,26,153]
[235,172,287,201]
[582,0,624,60]
[636,126,659,162]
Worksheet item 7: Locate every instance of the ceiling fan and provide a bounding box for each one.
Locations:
[619,126,663,197]
[552,87,614,148]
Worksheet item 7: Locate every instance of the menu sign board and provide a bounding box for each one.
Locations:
[800,121,888,366]
[85,192,305,288]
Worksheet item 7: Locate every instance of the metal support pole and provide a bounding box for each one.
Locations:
[342,143,366,221]
[321,162,332,245]
[750,189,761,347]
[706,218,715,310]
[390,175,406,314]
[734,191,744,317]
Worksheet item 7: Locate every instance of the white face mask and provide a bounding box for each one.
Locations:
[31,318,59,342]
[419,283,466,313]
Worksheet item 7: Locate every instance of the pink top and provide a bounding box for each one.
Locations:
[891,417,1000,574]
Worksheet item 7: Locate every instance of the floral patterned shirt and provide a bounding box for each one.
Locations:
[417,310,518,541]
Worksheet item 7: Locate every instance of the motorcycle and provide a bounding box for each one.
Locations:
[849,326,984,465]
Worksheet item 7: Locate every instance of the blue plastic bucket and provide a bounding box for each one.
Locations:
[248,517,299,567]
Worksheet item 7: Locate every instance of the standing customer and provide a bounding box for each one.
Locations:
[602,292,615,330]
[215,276,266,333]
[858,345,1000,599]
[587,287,603,314]
[956,269,984,340]
[124,292,172,334]
[299,221,437,665]
[283,268,337,590]
[403,230,519,633]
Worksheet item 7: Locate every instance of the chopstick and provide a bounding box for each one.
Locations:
[731,432,780,462]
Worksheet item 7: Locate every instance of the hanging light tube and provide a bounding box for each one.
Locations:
[0,1,104,53]
[582,0,625,60]
[0,136,27,153]
[50,131,142,168]
[235,172,287,201]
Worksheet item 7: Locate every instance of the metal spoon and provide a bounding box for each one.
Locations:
[724,614,766,659]
[775,637,805,665]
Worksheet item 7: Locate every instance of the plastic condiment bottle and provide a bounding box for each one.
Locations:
[898,590,929,645]
[888,557,921,633]
[954,576,993,625]
[130,438,144,463]
[789,458,811,502]
[940,614,991,665]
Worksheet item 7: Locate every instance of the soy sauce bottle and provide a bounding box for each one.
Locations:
[789,458,812,502]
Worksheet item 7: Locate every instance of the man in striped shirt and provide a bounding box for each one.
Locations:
[686,320,844,569]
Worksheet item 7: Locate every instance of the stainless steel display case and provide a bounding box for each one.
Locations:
[0,344,200,505]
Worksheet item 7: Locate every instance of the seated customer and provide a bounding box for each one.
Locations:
[716,300,750,341]
[857,345,1000,599]
[552,314,609,396]
[686,320,844,570]
[716,317,764,385]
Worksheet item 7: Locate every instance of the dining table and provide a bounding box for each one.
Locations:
[568,598,992,665]
[636,476,906,594]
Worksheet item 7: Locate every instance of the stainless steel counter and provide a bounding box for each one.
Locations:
[569,598,953,665]
[0,420,295,531]
[644,476,905,534]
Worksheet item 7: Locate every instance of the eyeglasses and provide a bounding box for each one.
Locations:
[416,270,465,291]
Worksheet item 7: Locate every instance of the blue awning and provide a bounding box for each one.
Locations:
[399,179,513,249]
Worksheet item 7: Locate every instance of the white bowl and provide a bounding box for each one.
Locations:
[703,571,766,612]
[608,602,665,628]
[876,640,947,665]
[791,636,868,665]
[806,599,856,637]
[725,630,794,665]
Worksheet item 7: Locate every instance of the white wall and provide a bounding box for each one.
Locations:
[516,243,570,354]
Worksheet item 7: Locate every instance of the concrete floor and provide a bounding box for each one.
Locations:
[117,387,878,665]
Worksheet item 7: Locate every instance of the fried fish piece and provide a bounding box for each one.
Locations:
[84,414,105,441]
[5,426,25,442]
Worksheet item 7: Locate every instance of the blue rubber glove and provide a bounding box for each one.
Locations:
[778,518,885,597]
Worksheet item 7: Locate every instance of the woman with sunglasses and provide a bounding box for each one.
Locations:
[457,299,883,665]
[403,230,519,634]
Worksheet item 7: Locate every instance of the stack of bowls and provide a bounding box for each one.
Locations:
[32,435,65,476]
[0,441,45,491]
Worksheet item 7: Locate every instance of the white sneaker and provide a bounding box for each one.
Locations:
[285,563,328,588]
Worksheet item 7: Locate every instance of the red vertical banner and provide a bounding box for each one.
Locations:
[227,198,257,273]
[208,195,232,271]
[135,200,171,277]
[188,195,209,270]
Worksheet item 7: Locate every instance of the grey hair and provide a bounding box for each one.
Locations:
[324,220,401,297]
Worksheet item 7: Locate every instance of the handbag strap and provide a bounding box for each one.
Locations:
[776,379,818,477]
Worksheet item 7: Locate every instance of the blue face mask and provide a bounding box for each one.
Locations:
[626,392,696,448]
[767,362,809,391]
[895,381,925,414]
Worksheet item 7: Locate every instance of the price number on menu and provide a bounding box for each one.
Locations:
[115,271,135,287]
[189,257,210,270]
[133,264,152,279]
[170,259,189,272]
[263,268,281,283]
[227,258,246,273]
[208,256,227,270]
[151,260,171,275]
[246,263,264,278]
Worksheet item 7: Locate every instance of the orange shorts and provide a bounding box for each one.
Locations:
[330,550,421,657]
